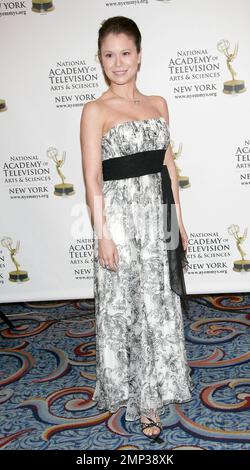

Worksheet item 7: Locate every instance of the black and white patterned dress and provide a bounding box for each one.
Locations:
[93,117,194,421]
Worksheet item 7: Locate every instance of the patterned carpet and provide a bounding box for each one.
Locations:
[0,293,249,450]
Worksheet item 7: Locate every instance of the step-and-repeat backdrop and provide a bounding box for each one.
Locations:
[1,0,249,302]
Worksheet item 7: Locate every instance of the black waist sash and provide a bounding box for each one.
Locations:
[102,149,190,314]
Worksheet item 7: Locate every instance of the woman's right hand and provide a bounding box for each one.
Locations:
[98,238,119,272]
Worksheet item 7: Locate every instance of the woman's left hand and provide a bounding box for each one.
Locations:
[179,224,189,252]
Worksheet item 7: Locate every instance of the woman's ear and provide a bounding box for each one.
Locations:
[138,48,142,65]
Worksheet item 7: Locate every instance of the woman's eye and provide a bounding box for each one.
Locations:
[104,52,130,58]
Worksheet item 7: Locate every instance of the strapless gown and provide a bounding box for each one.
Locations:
[92,117,194,421]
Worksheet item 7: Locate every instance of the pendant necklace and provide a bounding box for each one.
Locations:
[110,89,141,105]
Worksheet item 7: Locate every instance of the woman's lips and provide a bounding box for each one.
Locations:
[113,70,127,75]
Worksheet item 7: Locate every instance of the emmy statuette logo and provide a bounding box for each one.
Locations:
[47,147,75,197]
[0,99,7,112]
[228,224,250,272]
[217,39,246,94]
[1,237,29,282]
[32,1,55,13]
[171,140,190,189]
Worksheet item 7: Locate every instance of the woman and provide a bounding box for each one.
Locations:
[80,16,194,442]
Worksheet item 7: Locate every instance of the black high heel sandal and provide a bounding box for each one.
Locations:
[140,416,164,444]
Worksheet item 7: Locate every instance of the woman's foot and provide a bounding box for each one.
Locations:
[140,413,163,440]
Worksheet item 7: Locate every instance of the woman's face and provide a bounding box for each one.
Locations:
[99,32,141,84]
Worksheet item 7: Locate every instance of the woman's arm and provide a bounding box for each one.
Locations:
[163,143,184,228]
[80,101,119,270]
[156,96,188,251]
[80,101,111,240]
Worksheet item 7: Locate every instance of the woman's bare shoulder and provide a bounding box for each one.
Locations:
[80,98,106,134]
[81,93,112,122]
[81,92,116,137]
[148,95,169,120]
[148,94,168,106]
[81,98,102,116]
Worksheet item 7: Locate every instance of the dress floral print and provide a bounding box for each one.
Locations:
[93,117,194,421]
